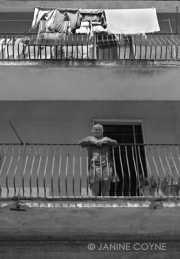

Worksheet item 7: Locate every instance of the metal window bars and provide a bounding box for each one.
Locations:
[0,33,180,60]
[0,143,180,198]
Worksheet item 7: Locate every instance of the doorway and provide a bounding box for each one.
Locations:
[97,122,147,196]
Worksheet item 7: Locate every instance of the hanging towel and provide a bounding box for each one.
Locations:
[79,9,107,28]
[105,8,160,34]
[31,7,54,29]
[47,10,71,33]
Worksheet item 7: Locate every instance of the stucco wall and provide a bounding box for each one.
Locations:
[0,100,180,144]
[0,62,180,101]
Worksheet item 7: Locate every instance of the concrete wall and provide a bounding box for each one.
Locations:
[0,100,180,144]
[0,62,180,101]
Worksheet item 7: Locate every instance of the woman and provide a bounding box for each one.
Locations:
[78,124,119,196]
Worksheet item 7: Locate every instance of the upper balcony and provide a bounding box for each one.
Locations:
[0,7,179,62]
[0,32,180,61]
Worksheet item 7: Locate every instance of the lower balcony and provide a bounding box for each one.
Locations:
[0,143,180,200]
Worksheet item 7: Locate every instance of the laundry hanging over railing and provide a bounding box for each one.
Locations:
[31,7,160,45]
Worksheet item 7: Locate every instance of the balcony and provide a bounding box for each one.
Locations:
[0,33,180,61]
[0,143,180,200]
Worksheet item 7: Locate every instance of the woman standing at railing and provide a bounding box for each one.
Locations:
[78,124,119,196]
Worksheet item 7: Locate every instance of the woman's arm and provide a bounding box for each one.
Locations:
[100,137,118,148]
[78,136,98,147]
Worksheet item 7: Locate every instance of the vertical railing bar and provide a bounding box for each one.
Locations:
[100,150,103,196]
[12,40,15,59]
[150,145,159,177]
[65,145,69,197]
[0,145,8,197]
[124,41,126,59]
[112,148,118,197]
[13,146,22,197]
[157,145,166,177]
[165,35,168,59]
[20,145,30,197]
[56,45,57,60]
[61,45,63,59]
[17,41,20,59]
[7,41,9,60]
[86,149,89,196]
[131,145,139,197]
[137,145,146,178]
[6,145,14,197]
[145,44,147,60]
[164,145,172,175]
[176,145,180,176]
[43,145,49,198]
[118,145,124,197]
[79,145,82,197]
[28,44,30,60]
[66,38,68,60]
[51,145,56,197]
[125,145,131,197]
[36,146,42,198]
[87,35,88,59]
[33,45,35,59]
[72,145,75,197]
[106,150,110,196]
[119,35,120,59]
[17,143,27,199]
[29,145,36,198]
[144,145,152,179]
[57,145,62,196]
[57,145,62,197]
[82,35,83,59]
[169,145,179,176]
[45,45,47,59]
[134,43,136,59]
[2,41,4,60]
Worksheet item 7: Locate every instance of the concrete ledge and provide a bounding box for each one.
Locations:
[0,198,179,243]
[0,59,180,68]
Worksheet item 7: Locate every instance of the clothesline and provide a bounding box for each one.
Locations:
[32,7,160,34]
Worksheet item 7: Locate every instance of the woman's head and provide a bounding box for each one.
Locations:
[91,124,104,138]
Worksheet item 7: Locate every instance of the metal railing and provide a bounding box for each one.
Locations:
[0,33,180,60]
[0,143,180,199]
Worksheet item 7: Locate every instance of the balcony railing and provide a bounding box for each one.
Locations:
[0,143,180,199]
[0,33,180,60]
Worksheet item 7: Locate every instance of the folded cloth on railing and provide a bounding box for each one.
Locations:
[79,9,107,28]
[36,31,66,45]
[75,21,91,34]
[63,44,94,59]
[105,8,160,34]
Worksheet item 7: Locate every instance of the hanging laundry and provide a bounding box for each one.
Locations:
[105,8,160,35]
[79,9,107,28]
[76,22,91,35]
[92,22,108,33]
[36,31,66,45]
[60,8,81,33]
[46,8,80,34]
[31,7,54,29]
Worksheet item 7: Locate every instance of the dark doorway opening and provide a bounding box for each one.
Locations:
[101,123,147,196]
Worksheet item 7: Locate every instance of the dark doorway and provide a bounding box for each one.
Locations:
[102,123,147,196]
